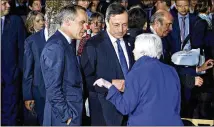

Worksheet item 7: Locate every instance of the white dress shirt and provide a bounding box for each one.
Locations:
[58,29,71,44]
[107,30,130,68]
[1,16,5,33]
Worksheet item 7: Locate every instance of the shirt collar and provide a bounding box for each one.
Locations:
[58,29,72,44]
[150,26,157,35]
[178,13,189,19]
[1,16,5,20]
[106,29,124,43]
[44,27,49,42]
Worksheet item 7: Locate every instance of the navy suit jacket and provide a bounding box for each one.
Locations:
[1,15,27,85]
[106,56,183,126]
[40,31,83,126]
[81,31,134,125]
[23,29,46,100]
[167,13,198,75]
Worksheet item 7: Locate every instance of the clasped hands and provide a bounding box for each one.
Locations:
[93,78,125,92]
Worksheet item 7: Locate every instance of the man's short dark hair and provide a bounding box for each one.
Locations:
[162,0,172,7]
[128,7,147,28]
[57,4,86,25]
[89,12,104,23]
[105,3,127,22]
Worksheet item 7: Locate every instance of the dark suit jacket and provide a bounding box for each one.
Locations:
[81,31,134,125]
[1,15,27,85]
[23,29,46,100]
[106,56,183,126]
[167,12,197,76]
[145,28,171,64]
[22,29,46,125]
[40,31,83,126]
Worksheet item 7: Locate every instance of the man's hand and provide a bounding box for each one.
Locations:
[195,76,203,87]
[24,100,35,111]
[112,79,125,92]
[67,118,72,125]
[93,78,112,89]
[197,59,214,72]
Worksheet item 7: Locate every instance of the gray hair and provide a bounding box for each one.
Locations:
[57,5,86,25]
[133,34,163,60]
[150,11,165,25]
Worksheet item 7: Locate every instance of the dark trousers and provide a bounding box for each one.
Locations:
[88,92,106,126]
[1,79,21,125]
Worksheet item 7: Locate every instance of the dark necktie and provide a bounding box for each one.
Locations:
[70,39,81,64]
[116,39,128,77]
[71,39,77,55]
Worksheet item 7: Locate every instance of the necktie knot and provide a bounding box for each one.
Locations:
[181,16,186,21]
[116,39,120,45]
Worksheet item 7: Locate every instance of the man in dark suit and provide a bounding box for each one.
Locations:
[146,9,173,64]
[1,0,27,125]
[167,0,203,118]
[40,5,87,126]
[22,23,49,125]
[81,3,134,126]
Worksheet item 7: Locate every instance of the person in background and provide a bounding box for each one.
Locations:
[25,10,45,35]
[12,0,29,21]
[115,0,129,9]
[155,0,171,11]
[1,0,27,125]
[40,5,88,126]
[28,0,42,12]
[22,12,48,126]
[167,0,213,118]
[146,10,173,64]
[127,6,147,38]
[191,0,214,119]
[89,0,100,13]
[89,12,104,36]
[93,34,184,126]
[76,0,92,17]
[190,0,198,15]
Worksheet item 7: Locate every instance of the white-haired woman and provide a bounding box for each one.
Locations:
[93,34,183,126]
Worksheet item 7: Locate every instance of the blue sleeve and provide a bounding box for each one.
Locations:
[40,44,74,122]
[172,68,181,114]
[106,74,140,115]
[22,39,34,100]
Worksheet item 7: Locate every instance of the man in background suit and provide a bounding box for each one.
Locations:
[40,5,87,126]
[22,15,49,125]
[167,0,203,118]
[1,0,27,125]
[146,9,173,64]
[81,3,134,126]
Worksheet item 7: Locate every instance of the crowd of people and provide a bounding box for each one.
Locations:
[1,0,214,126]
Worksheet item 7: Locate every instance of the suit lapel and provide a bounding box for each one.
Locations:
[2,16,10,38]
[124,37,133,69]
[40,29,46,43]
[103,31,124,77]
[173,16,182,51]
